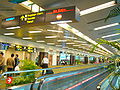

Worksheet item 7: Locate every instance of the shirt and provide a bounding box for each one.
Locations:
[7,57,15,68]
[42,57,49,64]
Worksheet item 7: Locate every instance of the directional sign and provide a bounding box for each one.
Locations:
[6,77,13,84]
[19,12,45,26]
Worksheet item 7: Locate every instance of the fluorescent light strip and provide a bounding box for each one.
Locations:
[36,41,45,42]
[64,36,77,39]
[47,43,55,45]
[56,45,62,47]
[102,33,120,38]
[58,23,113,54]
[94,23,119,30]
[74,40,87,43]
[47,30,63,33]
[80,1,115,16]
[4,33,15,35]
[28,31,42,33]
[23,37,32,39]
[73,45,80,46]
[66,43,75,44]
[109,39,120,42]
[57,40,67,42]
[45,36,57,38]
[50,20,72,24]
[6,26,21,29]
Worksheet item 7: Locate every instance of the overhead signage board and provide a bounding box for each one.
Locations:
[9,0,27,4]
[1,16,20,28]
[1,6,80,28]
[19,12,45,26]
[45,6,80,24]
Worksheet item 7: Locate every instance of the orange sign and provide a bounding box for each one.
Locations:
[6,77,13,84]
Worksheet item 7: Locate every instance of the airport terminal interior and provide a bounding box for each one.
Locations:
[0,0,120,90]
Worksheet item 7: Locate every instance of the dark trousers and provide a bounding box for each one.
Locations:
[42,64,48,75]
[7,68,13,77]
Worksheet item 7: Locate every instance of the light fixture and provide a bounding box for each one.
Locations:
[28,31,42,33]
[45,36,57,38]
[66,43,75,44]
[50,20,72,24]
[64,36,77,39]
[73,45,80,46]
[4,33,15,35]
[80,1,115,16]
[109,38,120,42]
[6,26,21,29]
[102,33,120,38]
[57,40,67,42]
[47,43,55,45]
[36,40,45,42]
[47,30,63,33]
[74,40,87,43]
[23,37,32,39]
[94,23,119,30]
[56,45,62,47]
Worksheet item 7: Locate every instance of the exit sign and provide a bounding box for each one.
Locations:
[9,0,27,4]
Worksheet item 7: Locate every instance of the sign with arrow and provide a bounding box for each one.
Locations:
[6,77,13,84]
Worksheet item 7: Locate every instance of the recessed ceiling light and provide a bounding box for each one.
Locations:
[74,40,87,43]
[66,43,75,44]
[50,20,72,24]
[23,37,32,39]
[80,1,115,16]
[45,36,57,38]
[56,45,62,47]
[57,40,67,42]
[36,40,45,42]
[73,45,80,46]
[4,33,15,35]
[64,36,77,39]
[6,26,21,29]
[28,31,42,33]
[102,33,120,38]
[94,23,119,30]
[47,43,55,45]
[47,30,63,33]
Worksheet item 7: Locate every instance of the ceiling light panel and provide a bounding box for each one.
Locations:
[6,26,21,29]
[80,1,115,16]
[102,33,120,38]
[94,23,119,30]
[36,41,45,42]
[66,43,75,44]
[28,31,42,33]
[23,37,32,39]
[47,30,63,33]
[45,36,57,38]
[4,33,15,35]
[57,40,67,42]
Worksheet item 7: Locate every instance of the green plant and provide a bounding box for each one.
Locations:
[7,59,39,87]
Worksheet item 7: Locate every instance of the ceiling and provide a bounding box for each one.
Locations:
[0,0,120,55]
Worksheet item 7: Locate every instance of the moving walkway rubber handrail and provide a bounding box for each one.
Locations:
[30,66,105,90]
[97,69,119,90]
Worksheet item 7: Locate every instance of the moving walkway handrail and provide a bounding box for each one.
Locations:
[31,66,106,90]
[0,63,105,78]
[97,69,119,90]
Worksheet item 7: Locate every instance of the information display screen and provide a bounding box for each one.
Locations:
[27,47,34,53]
[0,43,10,50]
[15,45,24,51]
[1,16,20,28]
[45,6,80,23]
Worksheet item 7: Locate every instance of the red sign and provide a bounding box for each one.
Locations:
[6,77,13,84]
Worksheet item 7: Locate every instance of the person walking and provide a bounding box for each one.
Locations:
[0,52,5,74]
[6,54,15,72]
[41,55,49,75]
[14,54,19,68]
